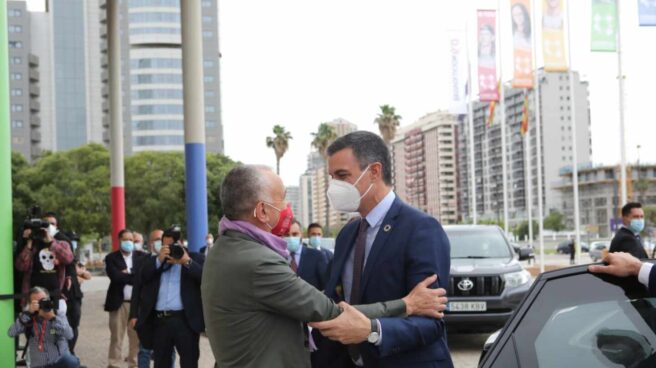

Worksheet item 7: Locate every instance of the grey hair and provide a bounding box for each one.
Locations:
[27,286,49,302]
[221,165,275,220]
[327,131,392,185]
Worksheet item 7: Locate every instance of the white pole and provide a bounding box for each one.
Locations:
[498,0,510,235]
[565,0,582,264]
[466,23,478,225]
[617,0,627,207]
[531,0,545,273]
[525,124,534,245]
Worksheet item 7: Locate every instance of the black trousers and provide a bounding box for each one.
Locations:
[152,314,199,368]
[66,298,82,354]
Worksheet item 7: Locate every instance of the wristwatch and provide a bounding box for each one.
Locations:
[367,319,380,344]
[183,258,193,268]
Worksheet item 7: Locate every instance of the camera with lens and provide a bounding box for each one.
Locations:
[38,298,57,313]
[163,225,185,260]
[23,205,49,243]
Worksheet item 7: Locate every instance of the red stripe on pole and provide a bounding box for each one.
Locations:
[111,186,125,251]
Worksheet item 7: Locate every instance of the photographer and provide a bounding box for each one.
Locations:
[135,226,204,368]
[7,286,79,368]
[15,217,74,313]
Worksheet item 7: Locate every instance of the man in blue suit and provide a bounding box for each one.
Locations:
[311,131,453,368]
[287,220,329,290]
[589,251,656,296]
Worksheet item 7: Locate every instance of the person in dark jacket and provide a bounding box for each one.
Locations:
[104,229,148,368]
[610,202,648,259]
[134,229,205,368]
[307,222,334,263]
[287,220,329,291]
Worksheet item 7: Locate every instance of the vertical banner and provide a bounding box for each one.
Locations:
[447,29,468,115]
[520,91,530,136]
[542,0,568,71]
[511,0,534,87]
[0,1,17,367]
[638,0,656,26]
[591,0,617,51]
[477,10,499,101]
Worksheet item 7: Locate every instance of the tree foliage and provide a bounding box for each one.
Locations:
[11,144,237,240]
[374,104,401,144]
[544,210,566,232]
[513,221,539,241]
[266,125,292,175]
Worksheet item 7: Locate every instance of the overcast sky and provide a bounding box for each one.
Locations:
[26,0,656,186]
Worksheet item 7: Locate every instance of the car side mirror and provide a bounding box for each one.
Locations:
[596,328,651,366]
[518,248,532,261]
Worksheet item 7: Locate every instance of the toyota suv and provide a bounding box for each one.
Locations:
[443,225,533,333]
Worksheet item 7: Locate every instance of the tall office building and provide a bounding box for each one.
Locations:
[391,111,459,224]
[7,1,41,161]
[50,0,104,150]
[457,70,592,226]
[102,0,223,154]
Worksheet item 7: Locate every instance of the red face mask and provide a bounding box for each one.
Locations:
[271,203,294,237]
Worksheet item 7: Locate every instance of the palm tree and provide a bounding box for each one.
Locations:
[374,104,401,144]
[311,123,338,161]
[311,123,338,233]
[266,125,292,175]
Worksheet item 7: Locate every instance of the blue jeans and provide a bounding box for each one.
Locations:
[47,352,80,368]
[138,343,174,368]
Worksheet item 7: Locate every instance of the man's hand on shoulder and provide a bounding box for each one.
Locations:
[309,302,371,344]
[403,274,448,319]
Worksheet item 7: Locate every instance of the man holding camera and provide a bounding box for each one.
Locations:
[104,229,147,368]
[8,286,79,368]
[135,227,205,368]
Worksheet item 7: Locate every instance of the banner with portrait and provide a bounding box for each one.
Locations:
[591,0,617,52]
[477,10,499,101]
[542,0,568,71]
[638,0,656,26]
[447,29,468,114]
[510,0,534,87]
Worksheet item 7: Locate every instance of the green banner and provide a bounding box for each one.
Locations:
[591,0,618,52]
[0,0,16,366]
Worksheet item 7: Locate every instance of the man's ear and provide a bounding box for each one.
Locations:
[370,162,383,182]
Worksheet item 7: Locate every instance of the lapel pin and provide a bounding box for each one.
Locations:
[383,224,392,232]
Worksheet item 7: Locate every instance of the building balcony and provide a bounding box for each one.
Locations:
[102,116,109,128]
[29,84,40,97]
[28,54,39,67]
[29,69,39,82]
[102,101,109,112]
[100,24,107,39]
[101,70,108,82]
[30,115,40,127]
[29,100,40,112]
[31,145,41,158]
[30,130,41,143]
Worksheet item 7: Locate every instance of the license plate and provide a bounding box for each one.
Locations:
[449,301,487,312]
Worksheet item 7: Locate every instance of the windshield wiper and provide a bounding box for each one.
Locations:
[452,256,494,259]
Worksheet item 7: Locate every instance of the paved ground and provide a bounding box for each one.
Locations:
[75,253,584,367]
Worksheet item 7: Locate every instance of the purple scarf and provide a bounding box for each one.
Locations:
[219,216,290,259]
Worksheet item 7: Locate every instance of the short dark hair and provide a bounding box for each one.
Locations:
[44,211,57,220]
[307,223,323,233]
[622,202,642,217]
[117,229,133,240]
[221,165,272,220]
[292,219,302,228]
[326,131,392,185]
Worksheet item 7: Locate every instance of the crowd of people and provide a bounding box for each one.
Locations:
[11,130,654,368]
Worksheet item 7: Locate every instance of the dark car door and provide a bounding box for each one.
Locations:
[480,263,656,367]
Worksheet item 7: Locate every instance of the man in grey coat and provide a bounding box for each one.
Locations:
[201,165,448,368]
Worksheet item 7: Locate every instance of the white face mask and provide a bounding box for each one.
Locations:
[47,224,58,238]
[327,165,374,213]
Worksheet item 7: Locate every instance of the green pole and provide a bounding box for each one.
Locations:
[0,0,16,366]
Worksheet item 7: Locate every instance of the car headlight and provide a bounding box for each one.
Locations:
[503,270,532,288]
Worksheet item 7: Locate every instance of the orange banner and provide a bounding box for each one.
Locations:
[511,0,533,87]
[542,0,568,71]
[520,91,529,136]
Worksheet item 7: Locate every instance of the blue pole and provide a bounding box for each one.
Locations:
[180,0,208,253]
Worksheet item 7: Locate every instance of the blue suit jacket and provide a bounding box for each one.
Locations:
[319,196,453,368]
[297,245,329,290]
